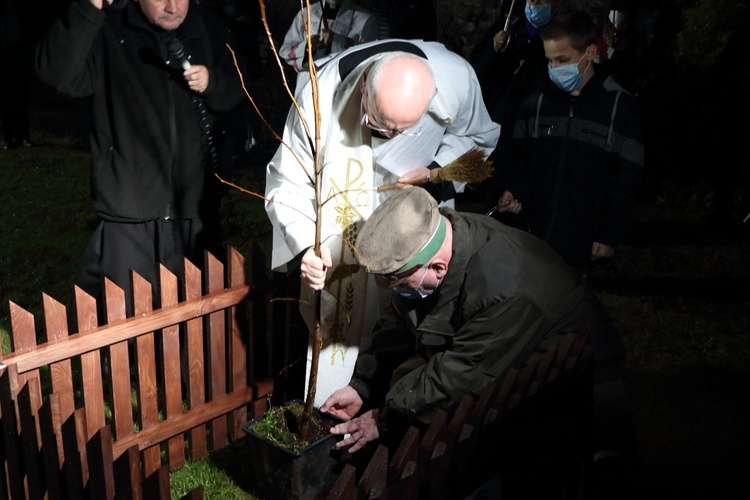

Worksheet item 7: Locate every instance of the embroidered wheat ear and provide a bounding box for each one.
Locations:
[377,147,494,192]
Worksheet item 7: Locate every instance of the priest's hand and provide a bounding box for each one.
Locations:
[300,246,331,290]
[395,167,431,189]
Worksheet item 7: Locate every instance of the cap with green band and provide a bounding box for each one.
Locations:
[394,216,446,273]
[356,188,445,275]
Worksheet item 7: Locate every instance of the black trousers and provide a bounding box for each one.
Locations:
[75,217,220,318]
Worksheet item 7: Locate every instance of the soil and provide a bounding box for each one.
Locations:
[246,401,341,454]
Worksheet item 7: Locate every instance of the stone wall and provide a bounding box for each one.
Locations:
[261,1,611,60]
[434,0,611,59]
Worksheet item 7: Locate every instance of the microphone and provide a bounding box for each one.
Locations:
[167,39,191,70]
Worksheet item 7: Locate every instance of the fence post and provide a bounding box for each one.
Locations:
[38,394,63,499]
[227,246,248,439]
[0,364,26,499]
[17,382,43,499]
[160,264,186,470]
[86,425,116,500]
[113,445,143,500]
[103,278,135,449]
[358,444,389,497]
[43,294,75,467]
[75,286,106,443]
[8,303,42,415]
[143,465,171,499]
[184,257,208,461]
[60,409,85,498]
[131,272,161,476]
[205,252,228,450]
[388,426,421,498]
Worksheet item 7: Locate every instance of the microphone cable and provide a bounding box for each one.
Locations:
[167,39,219,173]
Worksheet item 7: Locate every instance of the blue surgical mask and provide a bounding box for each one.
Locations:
[394,267,431,300]
[548,55,590,92]
[525,3,553,27]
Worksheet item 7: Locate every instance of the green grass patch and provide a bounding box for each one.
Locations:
[169,450,257,499]
[0,137,92,349]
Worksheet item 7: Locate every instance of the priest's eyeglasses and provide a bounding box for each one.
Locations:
[361,94,423,138]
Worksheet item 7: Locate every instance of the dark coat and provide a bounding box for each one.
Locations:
[349,210,612,435]
[469,15,550,210]
[504,68,645,268]
[34,0,244,222]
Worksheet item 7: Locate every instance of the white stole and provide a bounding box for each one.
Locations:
[301,60,383,407]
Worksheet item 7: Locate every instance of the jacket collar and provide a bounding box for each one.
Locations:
[410,209,468,340]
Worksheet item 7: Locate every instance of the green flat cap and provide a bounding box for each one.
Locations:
[356,188,446,275]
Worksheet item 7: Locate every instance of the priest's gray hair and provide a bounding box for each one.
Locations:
[366,51,436,104]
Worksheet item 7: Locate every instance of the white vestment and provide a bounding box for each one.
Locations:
[265,39,501,406]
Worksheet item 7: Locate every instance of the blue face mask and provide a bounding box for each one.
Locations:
[394,267,432,300]
[525,3,553,27]
[548,55,590,92]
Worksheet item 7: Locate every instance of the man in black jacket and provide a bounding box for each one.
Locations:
[35,0,245,314]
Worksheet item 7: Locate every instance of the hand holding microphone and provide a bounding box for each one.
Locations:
[167,39,210,93]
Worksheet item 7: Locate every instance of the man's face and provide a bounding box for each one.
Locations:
[136,0,190,31]
[543,37,591,71]
[373,264,440,296]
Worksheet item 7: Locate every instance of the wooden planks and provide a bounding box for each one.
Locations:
[0,246,270,497]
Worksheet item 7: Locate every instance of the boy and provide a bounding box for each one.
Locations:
[495,9,644,273]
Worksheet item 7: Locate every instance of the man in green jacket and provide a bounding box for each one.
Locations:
[319,187,636,488]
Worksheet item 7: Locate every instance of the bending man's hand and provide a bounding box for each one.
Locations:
[329,409,379,453]
[184,65,209,93]
[300,246,332,290]
[591,242,615,261]
[321,387,377,452]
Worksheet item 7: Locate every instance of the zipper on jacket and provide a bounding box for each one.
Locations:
[545,102,575,243]
[166,74,177,220]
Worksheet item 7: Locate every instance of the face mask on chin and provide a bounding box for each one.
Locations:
[394,267,436,300]
[548,54,590,93]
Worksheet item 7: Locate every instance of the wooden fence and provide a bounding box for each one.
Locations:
[0,246,272,498]
[0,243,594,499]
[322,330,594,500]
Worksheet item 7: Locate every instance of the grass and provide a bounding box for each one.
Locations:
[0,131,92,351]
[169,444,257,500]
